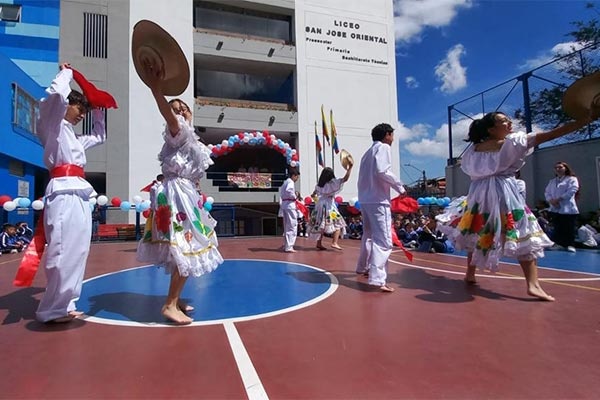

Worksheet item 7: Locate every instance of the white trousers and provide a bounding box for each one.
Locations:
[282,208,298,251]
[36,193,91,322]
[355,204,392,286]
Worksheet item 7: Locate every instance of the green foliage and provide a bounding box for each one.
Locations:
[515,3,600,140]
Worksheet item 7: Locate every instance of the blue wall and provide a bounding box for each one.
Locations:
[0,53,46,227]
[0,0,60,86]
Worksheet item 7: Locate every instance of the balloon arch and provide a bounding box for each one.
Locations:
[207,130,299,167]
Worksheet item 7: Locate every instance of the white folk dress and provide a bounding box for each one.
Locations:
[137,116,223,277]
[436,131,553,271]
[308,178,346,238]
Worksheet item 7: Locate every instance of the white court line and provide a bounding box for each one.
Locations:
[81,261,338,327]
[224,321,269,400]
[387,258,600,282]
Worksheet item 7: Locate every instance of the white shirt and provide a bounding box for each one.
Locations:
[279,178,297,210]
[357,141,405,205]
[37,68,106,198]
[544,175,579,215]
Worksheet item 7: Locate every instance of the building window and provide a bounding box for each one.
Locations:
[11,83,38,135]
[9,160,25,177]
[194,2,292,43]
[83,12,108,58]
[81,109,107,136]
[0,4,22,22]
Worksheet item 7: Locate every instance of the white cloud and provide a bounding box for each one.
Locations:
[405,76,419,88]
[393,0,473,43]
[402,113,534,160]
[435,44,467,93]
[519,41,589,70]
[395,121,429,141]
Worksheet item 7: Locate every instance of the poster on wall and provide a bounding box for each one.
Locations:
[304,11,390,67]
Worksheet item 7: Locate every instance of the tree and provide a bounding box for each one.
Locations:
[514,2,600,142]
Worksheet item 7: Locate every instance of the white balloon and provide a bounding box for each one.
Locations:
[290,161,297,167]
[89,197,97,206]
[349,197,358,207]
[132,195,143,205]
[206,196,215,205]
[31,200,44,210]
[97,195,108,206]
[3,201,16,212]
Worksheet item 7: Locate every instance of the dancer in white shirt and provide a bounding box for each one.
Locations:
[279,169,300,252]
[33,63,107,323]
[355,123,406,292]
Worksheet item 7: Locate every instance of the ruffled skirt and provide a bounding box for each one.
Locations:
[308,202,347,239]
[137,177,223,277]
[436,178,553,272]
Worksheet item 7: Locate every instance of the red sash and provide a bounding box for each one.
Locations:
[391,225,413,262]
[13,164,85,287]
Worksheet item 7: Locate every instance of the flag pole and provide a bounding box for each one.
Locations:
[314,121,319,181]
[330,109,335,176]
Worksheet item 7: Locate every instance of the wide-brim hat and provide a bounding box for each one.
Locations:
[340,149,354,170]
[132,20,190,96]
[562,70,600,120]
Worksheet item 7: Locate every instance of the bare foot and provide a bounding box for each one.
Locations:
[68,310,84,317]
[178,302,194,313]
[284,249,297,253]
[162,305,193,325]
[330,244,343,250]
[316,245,327,250]
[380,284,395,293]
[527,286,555,301]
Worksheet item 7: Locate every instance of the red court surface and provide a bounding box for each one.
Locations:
[1,236,600,399]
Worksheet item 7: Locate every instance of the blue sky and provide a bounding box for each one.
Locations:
[393,0,596,185]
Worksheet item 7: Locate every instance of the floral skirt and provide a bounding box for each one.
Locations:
[307,202,347,239]
[436,190,553,272]
[137,177,223,277]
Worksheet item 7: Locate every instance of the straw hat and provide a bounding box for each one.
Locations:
[340,149,354,170]
[132,20,190,96]
[562,70,600,120]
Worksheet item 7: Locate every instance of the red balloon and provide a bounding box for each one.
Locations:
[335,196,343,204]
[111,197,122,207]
[347,205,360,215]
[0,195,12,206]
[142,209,151,218]
[304,196,312,205]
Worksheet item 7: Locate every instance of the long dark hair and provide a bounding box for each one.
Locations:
[317,167,335,187]
[555,161,580,199]
[465,112,506,143]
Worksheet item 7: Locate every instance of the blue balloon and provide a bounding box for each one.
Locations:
[204,203,213,211]
[436,198,445,206]
[417,197,424,205]
[120,201,131,211]
[354,201,361,210]
[135,203,144,213]
[18,198,31,208]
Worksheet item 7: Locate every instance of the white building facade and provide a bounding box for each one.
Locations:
[59,0,399,227]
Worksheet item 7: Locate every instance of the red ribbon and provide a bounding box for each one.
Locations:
[13,164,86,287]
[392,225,413,262]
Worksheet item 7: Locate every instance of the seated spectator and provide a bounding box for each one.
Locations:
[15,221,33,245]
[399,221,419,249]
[576,223,600,248]
[1,223,26,254]
[348,216,363,240]
[238,165,247,173]
[417,218,452,253]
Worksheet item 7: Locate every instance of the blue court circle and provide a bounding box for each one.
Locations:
[78,259,337,327]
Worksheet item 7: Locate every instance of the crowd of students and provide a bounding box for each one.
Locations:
[0,222,33,255]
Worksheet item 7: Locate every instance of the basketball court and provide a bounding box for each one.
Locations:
[1,237,599,399]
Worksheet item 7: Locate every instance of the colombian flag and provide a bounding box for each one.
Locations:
[321,105,330,145]
[315,121,324,167]
[330,109,340,154]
